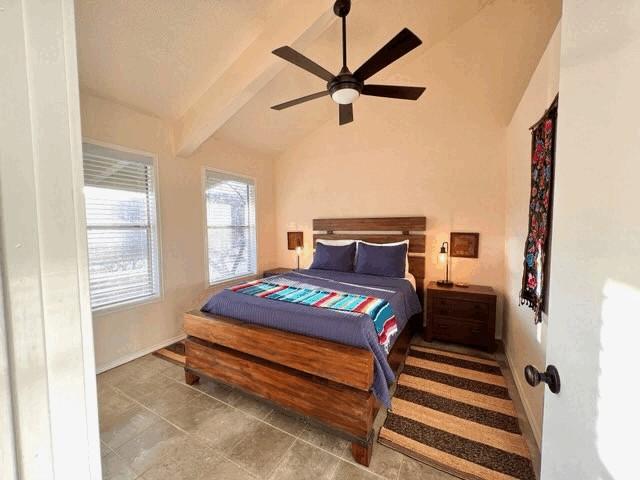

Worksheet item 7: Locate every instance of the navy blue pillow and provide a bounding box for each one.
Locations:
[354,242,408,278]
[310,242,356,272]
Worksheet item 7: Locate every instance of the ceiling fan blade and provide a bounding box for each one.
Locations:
[353,28,422,81]
[272,46,335,82]
[339,103,353,125]
[271,91,329,110]
[361,84,426,100]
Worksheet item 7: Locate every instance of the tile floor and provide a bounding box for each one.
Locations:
[98,353,455,480]
[98,341,539,480]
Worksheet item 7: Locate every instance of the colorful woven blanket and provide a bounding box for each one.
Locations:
[229,280,398,353]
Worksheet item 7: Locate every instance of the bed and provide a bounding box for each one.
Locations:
[183,217,426,466]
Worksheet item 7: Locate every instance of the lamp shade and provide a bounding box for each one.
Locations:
[438,242,448,264]
[287,231,303,250]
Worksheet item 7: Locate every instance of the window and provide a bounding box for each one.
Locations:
[82,143,161,311]
[204,170,257,284]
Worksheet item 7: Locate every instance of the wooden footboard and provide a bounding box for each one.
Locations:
[185,336,376,439]
[183,309,414,466]
[184,310,373,390]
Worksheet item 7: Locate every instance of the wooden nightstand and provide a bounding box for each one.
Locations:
[263,267,293,278]
[424,282,496,352]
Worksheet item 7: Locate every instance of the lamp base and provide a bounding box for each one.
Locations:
[436,280,454,288]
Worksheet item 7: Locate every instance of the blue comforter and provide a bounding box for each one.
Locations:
[201,269,422,408]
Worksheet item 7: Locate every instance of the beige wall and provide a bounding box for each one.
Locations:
[504,24,561,446]
[80,93,276,371]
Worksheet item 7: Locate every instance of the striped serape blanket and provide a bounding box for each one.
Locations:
[229,279,398,353]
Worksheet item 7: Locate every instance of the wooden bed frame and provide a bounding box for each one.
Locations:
[183,217,426,466]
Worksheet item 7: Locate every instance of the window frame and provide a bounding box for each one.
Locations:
[82,138,164,315]
[202,167,258,287]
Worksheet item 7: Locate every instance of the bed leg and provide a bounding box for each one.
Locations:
[351,438,373,467]
[184,369,200,385]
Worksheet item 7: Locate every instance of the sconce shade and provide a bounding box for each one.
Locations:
[287,231,303,250]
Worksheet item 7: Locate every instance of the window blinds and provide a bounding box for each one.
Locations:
[82,143,161,310]
[205,170,257,284]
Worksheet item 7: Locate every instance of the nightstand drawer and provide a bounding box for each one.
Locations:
[433,297,489,320]
[431,316,487,347]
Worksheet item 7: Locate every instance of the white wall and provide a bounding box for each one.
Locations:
[80,93,277,371]
[504,24,562,446]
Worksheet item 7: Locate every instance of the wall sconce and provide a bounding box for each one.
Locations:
[287,231,304,270]
[437,241,453,287]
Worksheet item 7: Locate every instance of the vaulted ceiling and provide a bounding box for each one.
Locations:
[76,0,286,119]
[75,0,562,157]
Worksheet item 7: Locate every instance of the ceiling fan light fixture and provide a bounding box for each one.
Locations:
[331,87,360,105]
[270,0,425,125]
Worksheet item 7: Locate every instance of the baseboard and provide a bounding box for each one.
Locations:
[504,347,542,446]
[96,333,186,374]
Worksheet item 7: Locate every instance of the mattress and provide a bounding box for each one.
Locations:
[201,268,422,408]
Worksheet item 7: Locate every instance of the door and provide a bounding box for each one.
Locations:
[539,2,639,479]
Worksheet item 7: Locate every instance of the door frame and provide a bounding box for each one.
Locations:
[0,0,101,478]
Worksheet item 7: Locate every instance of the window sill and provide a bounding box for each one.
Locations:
[207,273,257,289]
[91,293,162,317]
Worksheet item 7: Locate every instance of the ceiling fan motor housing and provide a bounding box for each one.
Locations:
[328,69,362,105]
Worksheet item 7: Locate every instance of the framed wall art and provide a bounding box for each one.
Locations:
[450,232,479,258]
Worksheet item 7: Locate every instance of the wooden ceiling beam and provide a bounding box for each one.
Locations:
[175,1,342,157]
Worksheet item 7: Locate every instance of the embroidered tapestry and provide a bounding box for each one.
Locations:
[520,95,558,324]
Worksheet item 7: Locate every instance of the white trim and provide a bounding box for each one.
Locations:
[81,138,165,312]
[504,347,543,446]
[95,333,186,374]
[0,1,101,476]
[208,273,258,288]
[0,265,17,479]
[90,294,162,317]
[201,166,259,287]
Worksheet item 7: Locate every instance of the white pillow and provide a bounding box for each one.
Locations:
[316,239,357,246]
[405,272,417,290]
[358,240,410,275]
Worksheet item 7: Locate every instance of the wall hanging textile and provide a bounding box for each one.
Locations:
[520,94,558,324]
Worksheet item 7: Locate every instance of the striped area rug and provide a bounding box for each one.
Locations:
[379,345,535,480]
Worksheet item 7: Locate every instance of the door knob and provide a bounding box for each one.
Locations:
[524,364,561,394]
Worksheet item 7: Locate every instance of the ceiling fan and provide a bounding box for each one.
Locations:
[270,0,426,125]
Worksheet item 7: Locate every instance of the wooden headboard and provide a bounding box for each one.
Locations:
[313,216,427,302]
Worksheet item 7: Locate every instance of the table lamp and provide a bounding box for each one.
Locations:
[437,241,453,287]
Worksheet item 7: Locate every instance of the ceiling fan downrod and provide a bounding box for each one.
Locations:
[334,0,351,69]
